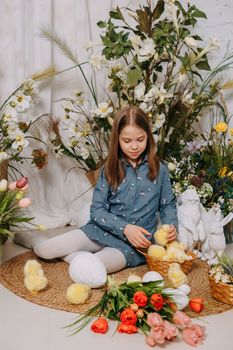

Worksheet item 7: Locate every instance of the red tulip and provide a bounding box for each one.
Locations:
[189,298,204,313]
[150,293,164,310]
[133,291,148,307]
[16,176,28,189]
[120,308,137,325]
[91,318,108,334]
[117,323,138,334]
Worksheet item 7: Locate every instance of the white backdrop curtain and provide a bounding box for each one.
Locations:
[0,0,233,229]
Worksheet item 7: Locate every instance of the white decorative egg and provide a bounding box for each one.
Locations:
[69,252,107,288]
[142,271,164,286]
[164,288,189,310]
[177,284,191,295]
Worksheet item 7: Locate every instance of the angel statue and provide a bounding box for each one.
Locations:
[177,188,206,250]
[201,206,233,265]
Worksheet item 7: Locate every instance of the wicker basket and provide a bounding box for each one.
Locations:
[137,249,196,277]
[209,275,233,305]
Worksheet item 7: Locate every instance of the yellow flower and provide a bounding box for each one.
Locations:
[230,128,233,137]
[214,122,228,133]
[218,166,227,177]
[15,191,24,200]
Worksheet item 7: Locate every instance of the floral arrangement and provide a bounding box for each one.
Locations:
[44,0,233,173]
[67,276,205,347]
[0,69,56,175]
[209,254,233,285]
[167,117,233,216]
[50,91,113,172]
[0,176,44,254]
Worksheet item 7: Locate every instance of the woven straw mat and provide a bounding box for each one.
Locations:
[0,251,232,317]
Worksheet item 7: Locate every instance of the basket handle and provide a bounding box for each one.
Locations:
[136,248,147,257]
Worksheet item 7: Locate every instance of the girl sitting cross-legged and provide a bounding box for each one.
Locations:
[33,106,178,287]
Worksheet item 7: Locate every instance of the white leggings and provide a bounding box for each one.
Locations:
[33,229,126,274]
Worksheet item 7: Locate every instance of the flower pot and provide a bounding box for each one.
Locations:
[224,220,233,244]
[209,275,233,305]
[0,159,8,180]
[85,168,100,187]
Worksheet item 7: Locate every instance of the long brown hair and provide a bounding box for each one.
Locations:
[104,106,160,188]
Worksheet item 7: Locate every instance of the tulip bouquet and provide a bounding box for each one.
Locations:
[67,276,205,347]
[0,176,34,251]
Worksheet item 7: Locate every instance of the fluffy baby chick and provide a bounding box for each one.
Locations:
[23,259,44,277]
[23,259,48,293]
[154,225,170,246]
[147,244,166,260]
[66,283,91,304]
[167,240,179,249]
[167,263,188,288]
[178,242,187,251]
[24,273,48,294]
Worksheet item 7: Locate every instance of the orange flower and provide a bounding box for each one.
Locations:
[150,293,164,310]
[32,148,48,169]
[91,317,108,334]
[120,308,137,325]
[133,291,148,307]
[118,323,138,334]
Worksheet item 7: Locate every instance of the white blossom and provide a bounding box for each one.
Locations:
[184,36,197,48]
[10,92,31,112]
[89,54,106,70]
[134,82,146,101]
[0,151,10,162]
[137,38,156,62]
[154,113,166,129]
[92,102,113,118]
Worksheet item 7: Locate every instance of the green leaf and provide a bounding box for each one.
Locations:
[192,34,203,41]
[152,0,165,20]
[192,6,207,19]
[127,68,142,86]
[97,21,106,28]
[195,60,211,71]
[110,9,123,20]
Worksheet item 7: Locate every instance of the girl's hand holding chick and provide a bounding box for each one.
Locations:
[167,224,177,242]
[123,224,152,249]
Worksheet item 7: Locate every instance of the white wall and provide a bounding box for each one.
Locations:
[0,0,233,229]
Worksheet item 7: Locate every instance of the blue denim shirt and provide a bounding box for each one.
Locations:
[81,159,178,267]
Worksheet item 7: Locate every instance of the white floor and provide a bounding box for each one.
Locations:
[1,241,233,350]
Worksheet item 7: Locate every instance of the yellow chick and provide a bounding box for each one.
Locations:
[167,241,180,249]
[66,283,91,304]
[148,244,166,260]
[23,259,44,276]
[154,225,170,246]
[167,263,188,288]
[166,246,179,260]
[178,242,187,251]
[175,250,187,263]
[24,273,48,293]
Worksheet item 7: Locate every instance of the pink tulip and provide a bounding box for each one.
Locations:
[163,320,179,340]
[16,176,28,189]
[18,198,32,208]
[146,335,156,347]
[173,311,192,328]
[182,324,206,347]
[147,313,164,330]
[21,183,29,192]
[148,329,165,345]
[9,181,17,191]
